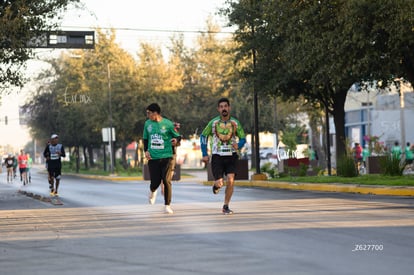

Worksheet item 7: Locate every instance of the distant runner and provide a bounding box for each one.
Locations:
[43,134,66,196]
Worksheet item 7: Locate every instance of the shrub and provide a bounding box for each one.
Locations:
[337,155,358,177]
[298,163,308,177]
[261,162,277,178]
[380,154,406,176]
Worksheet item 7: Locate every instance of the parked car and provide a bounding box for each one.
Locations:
[260,147,274,159]
[241,147,285,162]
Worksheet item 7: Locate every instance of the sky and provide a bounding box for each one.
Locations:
[61,0,232,54]
[0,0,231,154]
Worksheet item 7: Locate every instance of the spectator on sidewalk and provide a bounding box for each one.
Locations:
[391,141,402,160]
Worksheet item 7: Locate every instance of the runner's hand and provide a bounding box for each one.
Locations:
[202,156,209,164]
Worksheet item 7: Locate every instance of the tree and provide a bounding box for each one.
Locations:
[224,0,414,164]
[0,0,80,91]
[23,29,144,171]
[165,20,240,138]
[93,30,143,169]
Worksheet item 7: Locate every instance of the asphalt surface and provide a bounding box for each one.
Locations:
[73,169,414,196]
[1,167,413,210]
[1,167,414,275]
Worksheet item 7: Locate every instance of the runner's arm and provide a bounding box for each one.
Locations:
[143,139,148,152]
[43,146,50,158]
[60,145,66,158]
[200,134,208,157]
[238,137,246,150]
[200,121,213,157]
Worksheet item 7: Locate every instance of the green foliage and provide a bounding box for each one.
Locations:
[0,0,80,89]
[337,155,358,177]
[285,167,296,177]
[280,124,308,153]
[62,158,142,176]
[270,174,414,186]
[23,23,262,171]
[261,162,277,179]
[298,163,308,177]
[380,154,406,176]
[310,166,323,177]
[224,0,414,165]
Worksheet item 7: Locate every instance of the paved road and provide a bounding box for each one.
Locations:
[1,168,414,275]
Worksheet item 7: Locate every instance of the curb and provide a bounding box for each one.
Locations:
[68,172,414,197]
[234,181,414,196]
[18,190,52,203]
[67,173,143,181]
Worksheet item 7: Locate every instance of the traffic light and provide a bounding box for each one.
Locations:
[26,31,95,49]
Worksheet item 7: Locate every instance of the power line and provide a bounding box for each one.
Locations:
[61,25,235,35]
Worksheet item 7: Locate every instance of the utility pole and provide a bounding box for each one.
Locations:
[107,63,115,174]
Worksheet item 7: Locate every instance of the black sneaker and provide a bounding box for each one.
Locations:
[222,205,233,215]
[212,184,220,194]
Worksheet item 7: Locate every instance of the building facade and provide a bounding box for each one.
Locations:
[345,81,414,151]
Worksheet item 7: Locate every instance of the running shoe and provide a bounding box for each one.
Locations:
[212,184,220,194]
[164,205,174,214]
[50,189,55,196]
[148,190,157,205]
[222,205,233,215]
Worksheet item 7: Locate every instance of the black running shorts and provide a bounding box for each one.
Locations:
[211,153,238,180]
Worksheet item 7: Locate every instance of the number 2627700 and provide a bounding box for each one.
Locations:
[352,244,383,252]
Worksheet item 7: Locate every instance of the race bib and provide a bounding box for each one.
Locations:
[50,153,60,160]
[151,140,164,150]
[218,144,233,156]
[49,144,62,160]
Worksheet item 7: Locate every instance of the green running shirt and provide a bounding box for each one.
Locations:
[143,118,181,160]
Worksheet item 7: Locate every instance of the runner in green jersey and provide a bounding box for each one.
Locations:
[200,98,246,214]
[143,103,181,214]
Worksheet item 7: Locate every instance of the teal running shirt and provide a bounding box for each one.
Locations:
[143,118,181,160]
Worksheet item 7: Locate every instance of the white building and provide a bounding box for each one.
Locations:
[345,80,414,149]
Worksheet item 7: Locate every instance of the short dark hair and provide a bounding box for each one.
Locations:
[146,103,161,114]
[218,97,230,106]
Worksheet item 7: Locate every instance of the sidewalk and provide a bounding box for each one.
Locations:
[179,169,414,197]
[235,179,414,196]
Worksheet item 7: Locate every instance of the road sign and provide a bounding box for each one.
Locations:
[102,127,116,142]
[26,31,94,49]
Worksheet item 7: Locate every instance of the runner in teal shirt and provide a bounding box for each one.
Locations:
[26,153,33,183]
[405,142,413,165]
[391,141,402,160]
[362,145,370,168]
[144,103,181,214]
